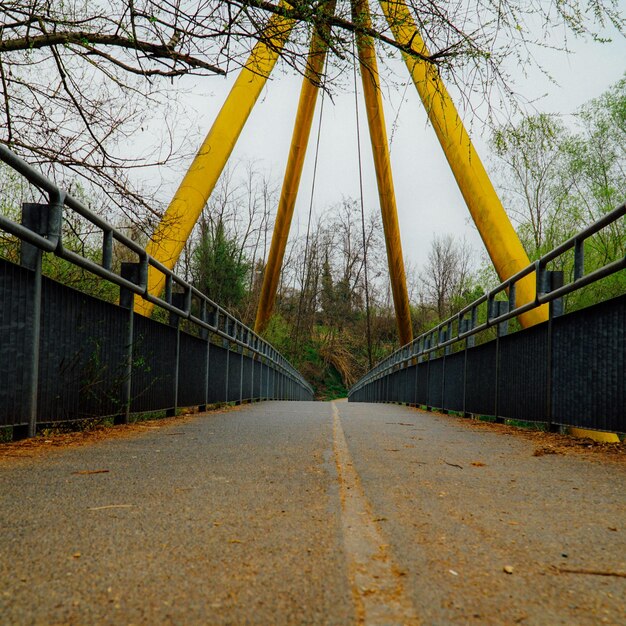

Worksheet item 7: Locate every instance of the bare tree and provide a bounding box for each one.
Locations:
[0,0,622,223]
[183,159,277,319]
[421,233,474,319]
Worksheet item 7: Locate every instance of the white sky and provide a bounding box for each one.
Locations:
[146,11,626,273]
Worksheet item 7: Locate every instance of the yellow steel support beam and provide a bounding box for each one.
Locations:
[135,3,295,316]
[352,0,413,347]
[378,0,548,328]
[255,0,337,334]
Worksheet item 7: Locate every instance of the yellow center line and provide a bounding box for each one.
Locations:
[331,401,420,625]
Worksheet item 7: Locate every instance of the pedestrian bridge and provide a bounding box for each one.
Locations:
[1,144,624,441]
[1,132,625,625]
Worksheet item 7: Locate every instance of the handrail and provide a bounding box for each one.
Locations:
[0,144,313,395]
[350,202,626,395]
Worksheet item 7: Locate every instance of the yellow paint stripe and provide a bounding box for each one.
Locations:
[331,401,420,625]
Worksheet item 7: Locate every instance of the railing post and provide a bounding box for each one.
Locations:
[492,299,508,423]
[540,269,565,431]
[18,203,47,439]
[468,307,477,348]
[464,306,478,417]
[441,325,448,413]
[413,347,419,407]
[460,316,471,418]
[574,238,585,281]
[199,301,210,412]
[248,338,251,402]
[239,336,244,405]
[118,262,141,425]
[167,291,185,417]
[424,336,431,410]
[225,339,230,402]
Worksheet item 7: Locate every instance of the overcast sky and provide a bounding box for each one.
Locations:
[147,11,625,273]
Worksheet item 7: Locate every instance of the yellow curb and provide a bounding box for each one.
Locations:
[569,427,620,443]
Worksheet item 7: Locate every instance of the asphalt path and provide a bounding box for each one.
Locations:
[1,400,624,625]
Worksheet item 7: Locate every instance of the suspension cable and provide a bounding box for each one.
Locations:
[294,70,326,348]
[352,37,373,369]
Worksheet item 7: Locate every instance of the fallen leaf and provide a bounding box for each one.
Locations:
[228,539,242,544]
[533,446,560,457]
[471,461,486,467]
[503,565,514,574]
[72,552,81,559]
[72,469,110,475]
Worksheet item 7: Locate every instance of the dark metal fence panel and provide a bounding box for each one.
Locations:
[228,347,242,402]
[552,295,626,432]
[38,277,128,423]
[205,342,227,404]
[396,369,403,402]
[253,358,262,399]
[498,323,548,422]
[389,370,398,402]
[0,145,314,435]
[242,354,254,401]
[270,369,277,399]
[395,369,404,402]
[349,295,625,434]
[177,331,207,408]
[0,258,34,426]
[442,352,465,412]
[427,358,444,408]
[265,362,273,399]
[415,361,429,405]
[130,314,177,413]
[349,203,625,434]
[401,367,411,403]
[465,342,497,416]
[405,364,417,404]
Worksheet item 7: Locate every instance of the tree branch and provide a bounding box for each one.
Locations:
[0,31,226,75]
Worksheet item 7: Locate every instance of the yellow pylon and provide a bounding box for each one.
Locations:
[378,0,548,329]
[352,0,413,347]
[135,2,295,316]
[255,0,337,334]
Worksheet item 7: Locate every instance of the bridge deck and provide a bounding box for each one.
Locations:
[1,401,624,624]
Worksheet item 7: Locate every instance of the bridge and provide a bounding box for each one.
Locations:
[1,0,625,620]
[1,139,625,625]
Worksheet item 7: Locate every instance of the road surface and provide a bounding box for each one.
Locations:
[1,400,624,624]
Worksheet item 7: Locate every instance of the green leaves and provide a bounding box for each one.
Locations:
[192,218,250,313]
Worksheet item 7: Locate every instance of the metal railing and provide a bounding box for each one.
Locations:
[349,202,626,434]
[0,144,313,439]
